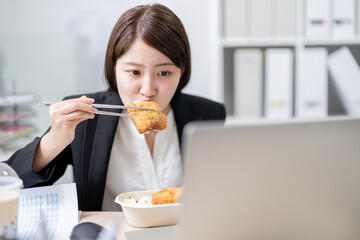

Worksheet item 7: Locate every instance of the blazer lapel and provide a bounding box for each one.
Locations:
[84,92,123,210]
[171,93,194,148]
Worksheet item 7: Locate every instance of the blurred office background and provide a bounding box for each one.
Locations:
[0,0,360,164]
[0,0,220,159]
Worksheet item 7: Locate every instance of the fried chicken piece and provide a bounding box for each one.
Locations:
[151,187,182,205]
[127,101,167,134]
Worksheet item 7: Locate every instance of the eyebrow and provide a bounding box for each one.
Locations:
[123,62,175,67]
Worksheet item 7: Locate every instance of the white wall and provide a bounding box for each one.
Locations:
[0,0,220,133]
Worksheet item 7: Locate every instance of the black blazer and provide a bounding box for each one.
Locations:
[6,91,226,210]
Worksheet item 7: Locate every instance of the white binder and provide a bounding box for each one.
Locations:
[296,48,328,118]
[332,0,355,37]
[328,47,360,116]
[264,48,293,119]
[274,0,297,37]
[224,0,248,37]
[358,0,360,36]
[250,0,272,37]
[305,0,331,37]
[233,48,263,118]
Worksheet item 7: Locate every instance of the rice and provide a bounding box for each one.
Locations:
[122,195,153,207]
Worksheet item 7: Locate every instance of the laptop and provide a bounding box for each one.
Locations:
[126,116,360,240]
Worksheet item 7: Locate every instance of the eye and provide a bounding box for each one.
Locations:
[158,71,170,76]
[129,70,141,76]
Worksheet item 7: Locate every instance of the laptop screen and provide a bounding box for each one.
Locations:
[178,117,360,240]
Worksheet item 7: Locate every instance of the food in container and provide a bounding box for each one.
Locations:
[115,189,182,228]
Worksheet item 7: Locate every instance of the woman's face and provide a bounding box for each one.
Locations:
[115,38,182,114]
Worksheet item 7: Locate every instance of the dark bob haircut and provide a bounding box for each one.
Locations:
[104,4,191,93]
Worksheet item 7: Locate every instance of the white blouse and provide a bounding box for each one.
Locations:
[101,109,183,211]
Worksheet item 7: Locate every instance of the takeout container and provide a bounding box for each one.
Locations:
[115,190,182,228]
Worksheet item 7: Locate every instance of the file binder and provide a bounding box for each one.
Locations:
[264,48,293,119]
[296,48,328,118]
[274,0,297,37]
[332,0,355,37]
[233,48,263,118]
[250,0,272,37]
[358,0,360,36]
[328,47,360,116]
[224,0,248,37]
[305,0,331,37]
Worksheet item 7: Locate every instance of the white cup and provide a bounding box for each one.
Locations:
[0,163,23,240]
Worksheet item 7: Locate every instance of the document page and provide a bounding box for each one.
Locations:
[17,183,78,240]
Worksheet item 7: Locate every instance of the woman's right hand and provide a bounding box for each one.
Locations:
[33,96,97,172]
[48,96,97,146]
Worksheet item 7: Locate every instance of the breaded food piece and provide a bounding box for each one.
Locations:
[127,101,167,134]
[151,187,182,205]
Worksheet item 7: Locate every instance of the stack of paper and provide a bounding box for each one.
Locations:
[0,111,33,123]
[0,94,36,107]
[0,124,36,141]
[17,183,79,240]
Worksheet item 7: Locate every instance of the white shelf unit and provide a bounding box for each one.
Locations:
[0,94,36,144]
[0,76,37,148]
[217,0,360,117]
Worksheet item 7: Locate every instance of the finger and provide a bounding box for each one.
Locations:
[50,96,94,110]
[50,98,97,116]
[52,111,95,125]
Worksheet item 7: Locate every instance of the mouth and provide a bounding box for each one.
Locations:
[134,98,150,102]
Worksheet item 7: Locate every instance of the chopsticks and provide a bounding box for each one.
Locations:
[38,101,157,118]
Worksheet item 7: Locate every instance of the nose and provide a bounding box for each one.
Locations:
[139,74,156,97]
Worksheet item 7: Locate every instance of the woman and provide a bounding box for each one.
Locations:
[6,4,226,211]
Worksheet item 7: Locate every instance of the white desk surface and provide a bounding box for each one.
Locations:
[80,211,140,240]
